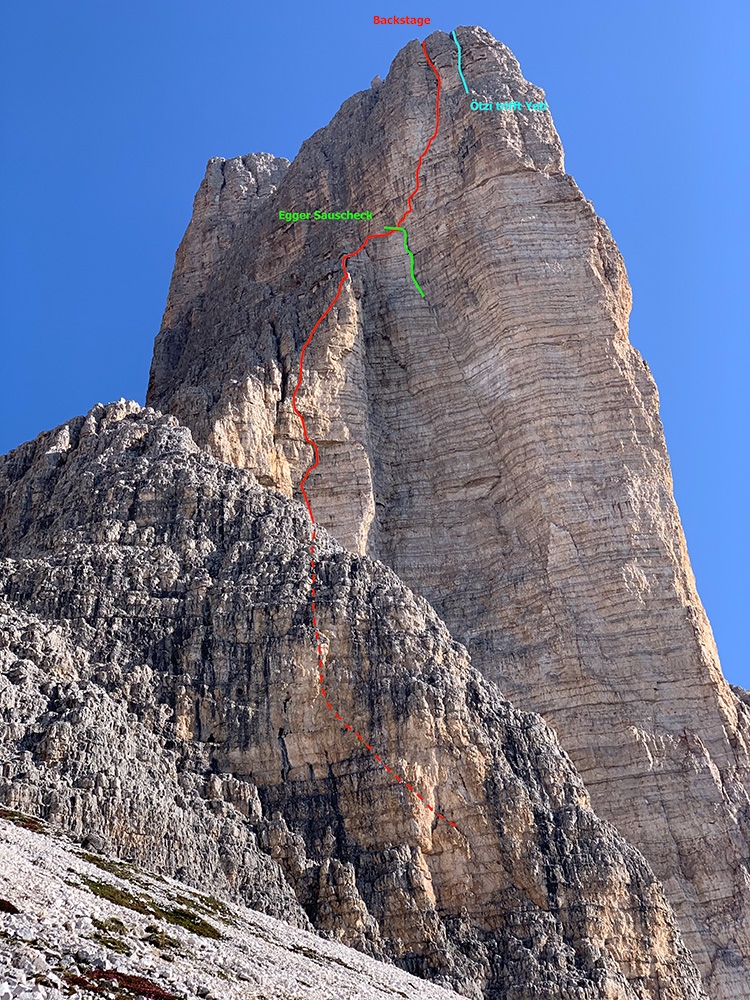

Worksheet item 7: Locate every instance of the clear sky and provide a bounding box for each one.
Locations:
[1,1,747,685]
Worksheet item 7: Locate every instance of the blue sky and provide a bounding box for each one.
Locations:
[0,0,747,684]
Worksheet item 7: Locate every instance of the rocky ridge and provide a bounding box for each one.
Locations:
[0,402,705,1000]
[146,26,750,997]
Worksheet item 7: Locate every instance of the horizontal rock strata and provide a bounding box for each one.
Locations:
[146,26,750,997]
[0,402,705,1000]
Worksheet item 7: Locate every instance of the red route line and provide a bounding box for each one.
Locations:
[290,41,457,832]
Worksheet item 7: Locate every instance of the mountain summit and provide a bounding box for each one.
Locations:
[147,27,750,998]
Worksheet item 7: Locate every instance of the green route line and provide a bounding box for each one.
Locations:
[384,226,425,298]
[451,30,469,94]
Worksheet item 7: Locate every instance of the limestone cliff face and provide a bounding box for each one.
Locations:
[146,25,750,998]
[0,403,706,1000]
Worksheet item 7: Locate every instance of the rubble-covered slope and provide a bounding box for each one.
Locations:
[0,402,705,1000]
[0,812,460,1000]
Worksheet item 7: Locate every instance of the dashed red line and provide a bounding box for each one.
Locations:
[396,43,441,230]
[290,42,458,832]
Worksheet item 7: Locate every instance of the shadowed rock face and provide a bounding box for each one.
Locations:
[146,26,750,996]
[0,403,706,1000]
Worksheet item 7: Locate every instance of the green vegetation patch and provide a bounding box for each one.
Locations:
[79,876,221,939]
[172,890,235,924]
[163,906,221,939]
[80,851,232,929]
[80,875,152,915]
[81,852,141,883]
[0,806,45,833]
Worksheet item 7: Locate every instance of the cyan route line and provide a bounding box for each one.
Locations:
[451,30,469,94]
[384,226,425,297]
